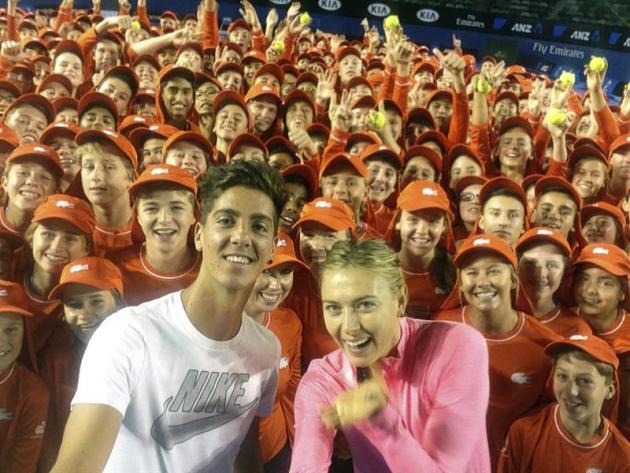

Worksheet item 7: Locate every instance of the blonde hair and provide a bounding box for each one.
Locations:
[319,239,406,298]
[25,221,91,254]
[76,141,135,181]
[552,349,615,386]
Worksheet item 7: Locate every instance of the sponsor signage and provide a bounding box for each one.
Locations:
[417,8,439,23]
[367,3,391,17]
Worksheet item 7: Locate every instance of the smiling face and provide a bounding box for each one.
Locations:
[213,104,248,141]
[298,222,350,274]
[399,209,446,261]
[458,184,483,227]
[401,156,437,189]
[0,313,23,375]
[321,267,403,367]
[531,191,578,238]
[134,62,159,90]
[162,77,194,121]
[62,284,120,344]
[518,243,567,306]
[582,214,619,245]
[574,265,625,321]
[479,195,525,245]
[5,105,49,144]
[449,155,483,189]
[427,98,452,129]
[497,127,532,172]
[29,221,90,274]
[164,141,208,179]
[246,263,295,315]
[2,162,58,213]
[571,158,607,201]
[136,188,196,255]
[460,254,515,313]
[285,100,314,132]
[247,99,278,134]
[96,77,132,117]
[195,186,276,292]
[49,136,80,180]
[53,52,84,88]
[553,353,614,429]
[365,158,397,203]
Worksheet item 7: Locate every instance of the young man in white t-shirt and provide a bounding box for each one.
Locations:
[51,160,286,473]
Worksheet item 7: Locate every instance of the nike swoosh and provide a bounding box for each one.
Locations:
[151,397,258,450]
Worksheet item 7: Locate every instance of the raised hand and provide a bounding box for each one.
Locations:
[315,69,336,105]
[584,57,607,92]
[621,84,630,117]
[549,78,572,110]
[118,0,131,14]
[433,47,465,91]
[288,125,318,157]
[287,1,301,19]
[452,33,462,51]
[329,89,352,132]
[360,17,369,33]
[265,8,279,28]
[239,0,262,31]
[491,60,506,89]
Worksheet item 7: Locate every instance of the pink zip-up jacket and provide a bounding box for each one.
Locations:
[290,317,491,472]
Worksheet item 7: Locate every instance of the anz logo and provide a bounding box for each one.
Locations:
[318,0,342,11]
[367,3,391,17]
[571,30,591,41]
[512,23,532,33]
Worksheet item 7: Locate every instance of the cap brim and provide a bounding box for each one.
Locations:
[266,254,309,271]
[293,214,351,232]
[34,212,93,235]
[0,304,33,317]
[576,256,628,277]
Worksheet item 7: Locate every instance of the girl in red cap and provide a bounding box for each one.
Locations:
[244,233,305,472]
[434,234,560,470]
[291,239,490,472]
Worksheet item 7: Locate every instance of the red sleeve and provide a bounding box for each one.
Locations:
[280,313,302,446]
[392,74,412,117]
[7,14,18,42]
[594,105,621,148]
[447,90,469,148]
[136,5,151,27]
[252,29,267,53]
[203,9,219,49]
[377,64,396,102]
[322,127,349,164]
[533,121,551,166]
[470,123,496,176]
[77,27,98,60]
[496,423,524,473]
[303,153,321,178]
[279,34,296,62]
[53,7,72,32]
[619,114,630,135]
[0,56,14,81]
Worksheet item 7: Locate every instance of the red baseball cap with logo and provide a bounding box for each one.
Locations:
[397,180,454,220]
[580,202,626,242]
[293,197,357,233]
[227,133,267,160]
[320,152,368,179]
[480,176,528,211]
[49,256,124,300]
[76,129,138,170]
[39,122,81,145]
[515,227,572,256]
[162,131,214,164]
[359,144,402,170]
[128,164,198,198]
[402,145,443,175]
[574,243,630,278]
[454,233,518,268]
[4,93,55,123]
[534,176,583,209]
[6,143,64,178]
[0,280,33,317]
[78,92,118,123]
[244,83,282,108]
[266,232,308,271]
[33,194,96,235]
[545,334,619,370]
[129,123,178,150]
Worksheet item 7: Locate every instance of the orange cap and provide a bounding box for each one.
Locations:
[244,83,282,108]
[4,93,55,124]
[266,232,308,271]
[293,197,356,233]
[359,144,402,170]
[0,281,33,317]
[162,130,214,164]
[78,92,118,123]
[33,194,96,235]
[534,176,583,209]
[454,233,518,268]
[6,143,64,178]
[580,202,626,237]
[128,164,198,197]
[76,129,138,170]
[49,256,124,300]
[213,90,249,122]
[569,145,610,173]
[319,152,368,179]
[498,116,534,138]
[39,122,80,145]
[454,175,488,195]
[609,132,630,156]
[545,334,619,370]
[397,180,453,220]
[574,243,630,278]
[515,227,572,256]
[227,132,267,160]
[0,126,19,149]
[281,164,318,198]
[119,114,154,136]
[480,176,528,210]
[402,145,443,174]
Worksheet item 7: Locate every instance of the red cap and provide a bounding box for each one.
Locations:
[498,116,534,138]
[76,129,138,170]
[4,93,55,123]
[266,136,298,155]
[454,175,488,195]
[397,180,453,220]
[158,65,195,86]
[35,73,72,95]
[359,144,402,170]
[535,176,583,209]
[119,115,154,136]
[293,197,357,233]
[78,92,118,123]
[49,255,124,299]
[52,39,84,60]
[33,194,96,235]
[494,91,519,105]
[351,95,376,110]
[129,123,179,150]
[414,130,449,154]
[283,89,316,117]
[281,164,318,197]
[0,281,33,317]
[0,80,20,98]
[227,132,267,159]
[132,54,160,71]
[6,143,64,178]
[227,18,252,33]
[244,83,282,108]
[346,76,373,92]
[454,233,518,268]
[266,232,308,271]
[52,96,78,114]
[445,144,485,174]
[215,61,244,78]
[213,90,249,121]
[580,202,626,234]
[0,126,19,149]
[608,133,630,156]
[347,132,381,151]
[569,145,610,172]
[402,145,443,174]
[480,176,528,211]
[39,122,81,145]
[426,89,453,107]
[163,131,214,164]
[336,46,361,63]
[522,173,544,192]
[242,50,266,64]
[254,63,284,84]
[515,227,572,256]
[320,152,368,179]
[545,334,619,370]
[128,164,198,198]
[406,107,436,129]
[575,243,630,278]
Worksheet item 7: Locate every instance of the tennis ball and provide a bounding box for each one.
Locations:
[131,20,141,31]
[299,12,311,25]
[368,110,386,129]
[548,109,566,126]
[383,15,400,31]
[557,71,575,90]
[589,57,606,73]
[627,83,630,92]
[476,79,492,94]
[272,40,285,52]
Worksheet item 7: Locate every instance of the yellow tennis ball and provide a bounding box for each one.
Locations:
[368,110,386,129]
[626,83,630,92]
[558,71,575,90]
[476,79,492,94]
[131,20,141,31]
[383,15,400,31]
[548,109,566,126]
[272,40,285,52]
[299,12,311,25]
[589,57,606,73]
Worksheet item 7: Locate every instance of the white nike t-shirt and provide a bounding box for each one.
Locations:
[72,291,280,473]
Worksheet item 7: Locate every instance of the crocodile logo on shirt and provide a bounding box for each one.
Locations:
[151,370,258,450]
[586,469,603,473]
[510,372,531,384]
[0,409,13,421]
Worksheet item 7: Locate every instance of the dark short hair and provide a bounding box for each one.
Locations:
[284,173,313,199]
[198,160,286,228]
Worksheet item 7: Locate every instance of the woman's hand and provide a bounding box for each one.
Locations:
[319,364,388,429]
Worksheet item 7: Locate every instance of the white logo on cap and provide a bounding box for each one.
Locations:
[56,200,75,209]
[277,239,287,247]
[34,146,46,153]
[473,238,490,246]
[70,264,90,273]
[569,334,588,341]
[0,289,7,297]
[536,228,553,235]
[134,117,145,122]
[151,168,170,175]
[315,200,332,208]
[592,247,609,255]
[422,187,438,196]
[103,130,117,137]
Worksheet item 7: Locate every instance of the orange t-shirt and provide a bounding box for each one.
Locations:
[23,280,63,357]
[0,363,49,473]
[403,267,449,319]
[107,244,200,306]
[433,307,560,471]
[91,222,133,258]
[587,310,630,356]
[284,272,337,370]
[535,305,593,338]
[498,403,630,473]
[369,202,396,237]
[258,307,302,462]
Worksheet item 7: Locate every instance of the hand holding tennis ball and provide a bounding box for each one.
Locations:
[299,12,311,25]
[476,78,492,94]
[272,40,284,52]
[383,15,400,31]
[589,56,606,73]
[131,20,141,31]
[368,110,386,129]
[557,71,575,90]
[548,109,566,126]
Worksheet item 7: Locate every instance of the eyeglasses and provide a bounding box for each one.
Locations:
[459,192,480,203]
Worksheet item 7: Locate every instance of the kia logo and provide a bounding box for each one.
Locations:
[367,3,391,17]
[269,0,291,4]
[417,8,439,23]
[318,0,342,11]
